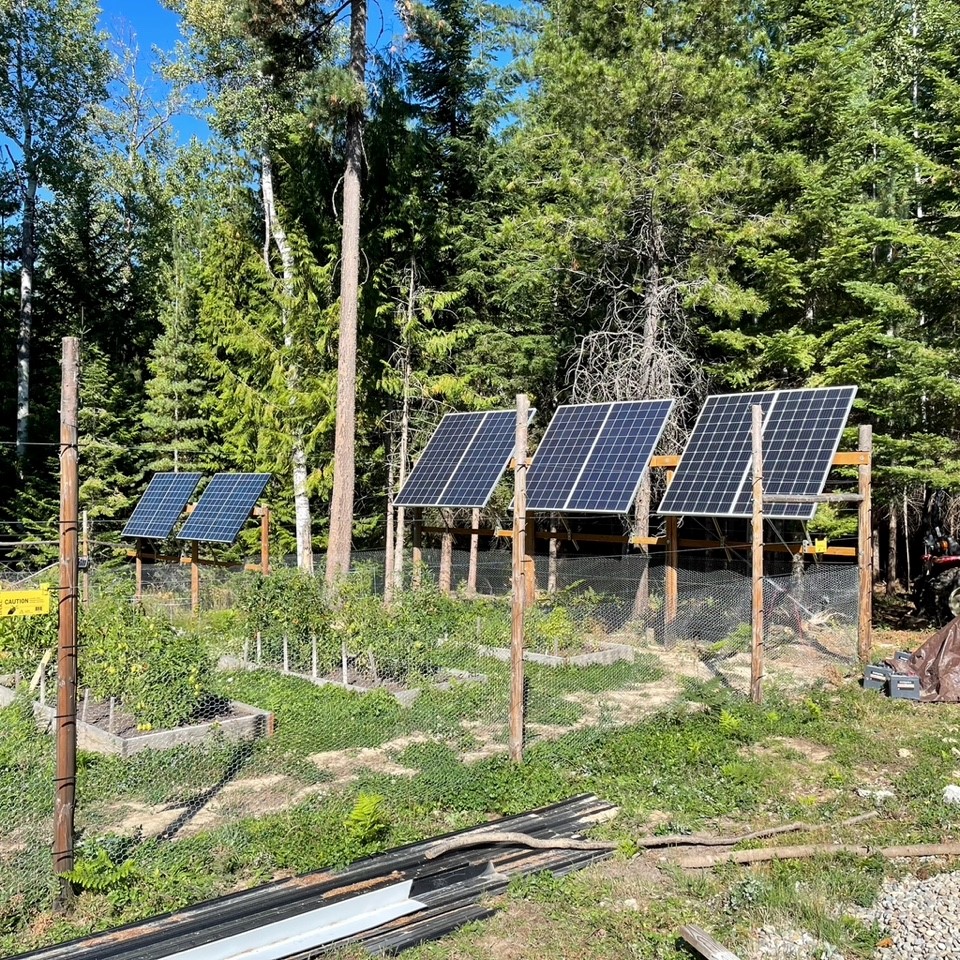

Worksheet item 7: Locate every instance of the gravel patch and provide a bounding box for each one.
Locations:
[850,869,960,958]
[751,926,845,959]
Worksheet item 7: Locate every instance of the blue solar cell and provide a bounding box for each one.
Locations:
[177,473,271,544]
[395,410,526,509]
[658,387,856,519]
[122,473,202,540]
[526,400,674,514]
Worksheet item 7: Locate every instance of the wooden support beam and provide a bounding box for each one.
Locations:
[665,467,678,629]
[650,454,681,468]
[832,450,869,466]
[524,512,537,606]
[190,541,200,615]
[135,539,143,603]
[751,404,764,705]
[764,493,863,504]
[254,505,270,575]
[679,925,743,960]
[858,425,873,662]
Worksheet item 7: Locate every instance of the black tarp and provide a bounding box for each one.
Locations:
[884,616,960,702]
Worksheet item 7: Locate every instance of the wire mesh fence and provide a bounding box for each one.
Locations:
[0,542,860,952]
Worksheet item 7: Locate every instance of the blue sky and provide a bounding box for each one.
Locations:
[95,0,408,144]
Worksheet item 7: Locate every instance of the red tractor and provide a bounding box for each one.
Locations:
[913,526,960,626]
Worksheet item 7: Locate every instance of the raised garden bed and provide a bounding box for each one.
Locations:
[0,684,273,758]
[477,640,637,667]
[218,655,486,708]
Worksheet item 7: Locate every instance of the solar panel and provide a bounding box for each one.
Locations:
[733,387,857,520]
[394,410,527,509]
[525,400,675,514]
[177,473,271,544]
[658,386,856,519]
[122,472,202,540]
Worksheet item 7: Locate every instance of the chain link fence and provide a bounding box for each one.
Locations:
[0,540,859,953]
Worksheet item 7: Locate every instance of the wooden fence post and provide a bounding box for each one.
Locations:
[750,404,765,704]
[510,394,530,763]
[54,336,79,905]
[439,508,454,594]
[858,425,873,662]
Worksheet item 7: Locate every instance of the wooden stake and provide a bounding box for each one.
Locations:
[858,424,873,662]
[81,510,89,609]
[135,539,143,604]
[439,507,454,595]
[467,508,479,597]
[412,508,423,590]
[191,541,200,614]
[750,404,765,705]
[510,393,529,763]
[55,337,79,902]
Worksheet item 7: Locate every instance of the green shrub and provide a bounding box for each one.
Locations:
[79,596,212,729]
[236,569,338,673]
[341,570,453,680]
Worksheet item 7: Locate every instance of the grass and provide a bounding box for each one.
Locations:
[0,668,958,958]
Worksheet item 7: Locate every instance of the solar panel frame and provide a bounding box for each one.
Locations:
[525,399,675,514]
[122,472,202,540]
[176,473,271,544]
[394,409,531,509]
[658,386,857,519]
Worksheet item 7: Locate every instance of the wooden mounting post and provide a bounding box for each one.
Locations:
[510,393,530,763]
[665,469,679,632]
[858,424,873,662]
[439,508,454,595]
[258,506,270,575]
[411,508,423,590]
[55,336,79,904]
[750,404,765,704]
[524,510,537,605]
[135,539,143,603]
[81,510,89,609]
[191,541,200,614]
[467,508,480,597]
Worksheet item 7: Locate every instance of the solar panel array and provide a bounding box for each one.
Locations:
[394,410,527,509]
[122,473,202,540]
[526,400,675,514]
[658,386,856,520]
[177,473,271,544]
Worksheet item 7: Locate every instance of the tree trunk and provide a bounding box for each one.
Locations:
[887,501,898,594]
[439,508,454,594]
[17,172,36,463]
[326,0,367,585]
[384,439,395,605]
[632,473,651,617]
[262,151,314,573]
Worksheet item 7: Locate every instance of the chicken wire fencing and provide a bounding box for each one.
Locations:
[0,544,859,951]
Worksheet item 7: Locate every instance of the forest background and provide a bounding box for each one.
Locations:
[1,0,959,585]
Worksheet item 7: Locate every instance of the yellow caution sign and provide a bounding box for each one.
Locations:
[0,588,51,618]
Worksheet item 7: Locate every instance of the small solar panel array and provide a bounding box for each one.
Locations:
[526,400,674,513]
[123,472,271,545]
[399,387,854,520]
[658,386,856,520]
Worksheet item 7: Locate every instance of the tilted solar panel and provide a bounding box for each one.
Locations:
[657,392,775,518]
[395,409,528,509]
[526,400,675,514]
[177,473,271,544]
[122,472,202,540]
[733,386,857,520]
[658,386,856,519]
